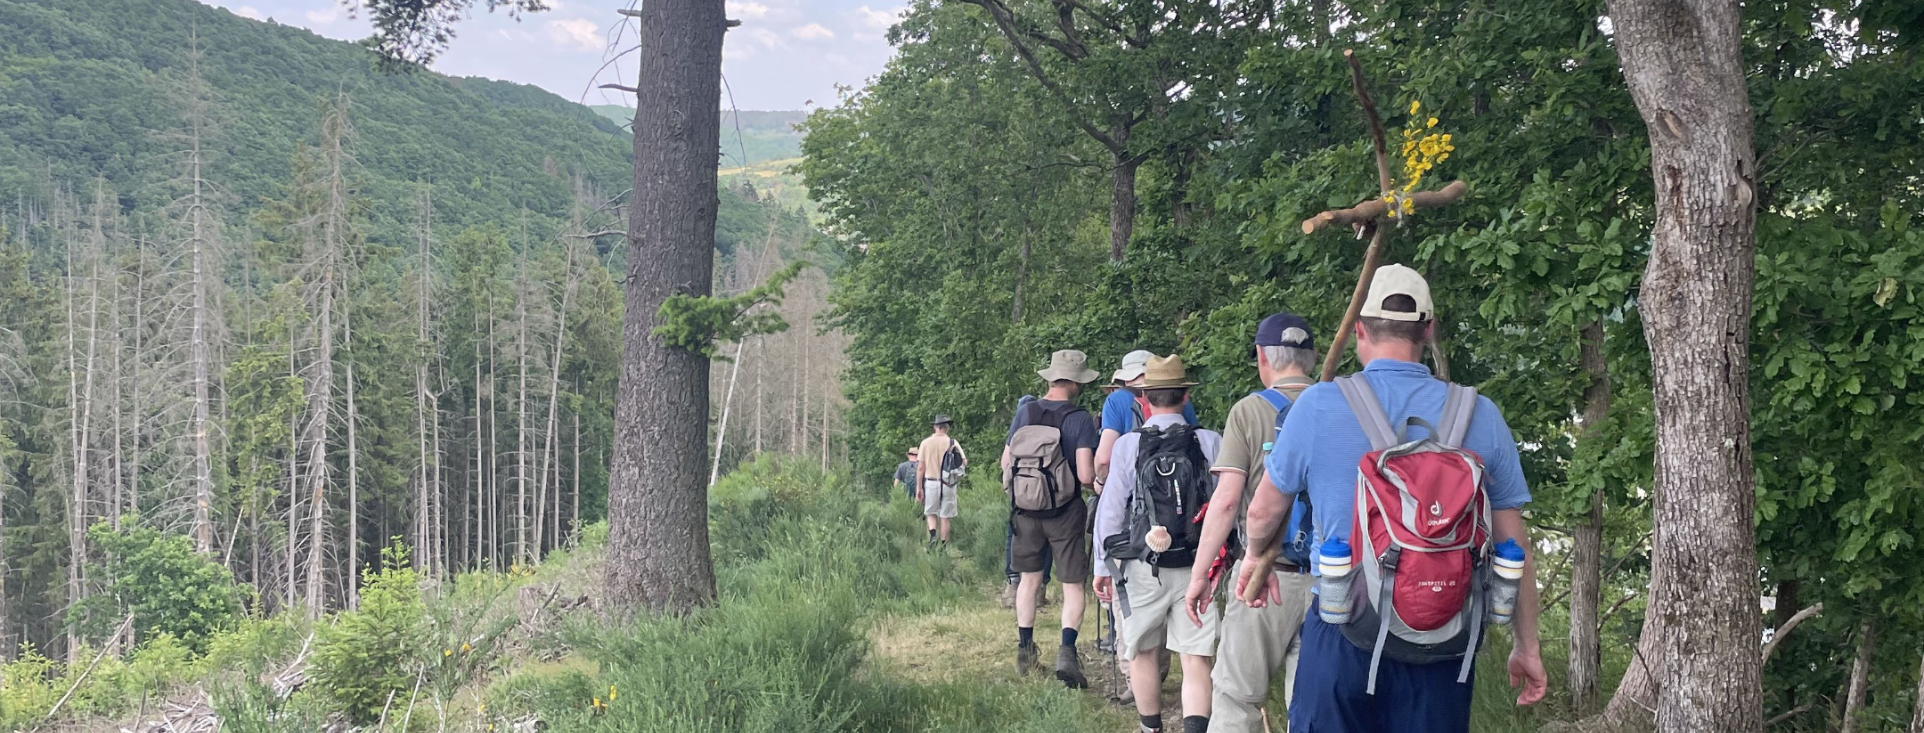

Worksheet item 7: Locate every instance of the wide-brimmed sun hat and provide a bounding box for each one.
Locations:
[1138,354,1198,389]
[1037,350,1099,384]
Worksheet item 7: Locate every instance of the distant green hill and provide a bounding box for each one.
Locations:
[592,106,807,169]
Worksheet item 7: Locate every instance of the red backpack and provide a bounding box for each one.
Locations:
[1333,375,1493,693]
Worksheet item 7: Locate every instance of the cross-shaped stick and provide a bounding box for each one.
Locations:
[1307,50,1468,383]
[1238,50,1468,605]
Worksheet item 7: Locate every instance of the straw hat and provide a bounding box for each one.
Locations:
[1138,354,1197,389]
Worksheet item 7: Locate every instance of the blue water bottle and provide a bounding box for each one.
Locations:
[1488,539,1526,626]
[1316,537,1354,624]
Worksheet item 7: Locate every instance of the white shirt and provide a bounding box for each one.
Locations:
[1093,413,1222,577]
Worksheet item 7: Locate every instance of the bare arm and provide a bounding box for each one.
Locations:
[1242,474,1289,557]
[1094,429,1121,488]
[1001,443,1013,471]
[1075,447,1094,487]
[1493,508,1547,705]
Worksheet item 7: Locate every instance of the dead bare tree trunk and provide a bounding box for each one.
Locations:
[605,0,726,614]
[710,338,745,487]
[343,304,361,609]
[1910,649,1924,733]
[68,189,107,661]
[1606,0,1762,730]
[515,250,531,567]
[1841,617,1876,733]
[301,93,356,618]
[412,191,434,575]
[1570,320,1611,713]
[181,39,218,553]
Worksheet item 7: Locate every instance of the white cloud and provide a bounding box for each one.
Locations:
[303,8,339,25]
[855,5,904,31]
[728,1,771,19]
[234,5,264,20]
[545,18,604,53]
[791,23,834,40]
[743,27,782,49]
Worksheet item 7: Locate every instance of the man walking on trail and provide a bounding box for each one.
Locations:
[917,415,967,550]
[1096,350,1200,491]
[1003,394,1053,610]
[1181,313,1320,733]
[1095,354,1221,733]
[1237,265,1548,732]
[1002,350,1100,688]
[893,448,919,501]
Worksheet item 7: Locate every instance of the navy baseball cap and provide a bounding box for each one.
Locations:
[1255,313,1315,348]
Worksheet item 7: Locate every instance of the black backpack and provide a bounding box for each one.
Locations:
[1103,424,1212,569]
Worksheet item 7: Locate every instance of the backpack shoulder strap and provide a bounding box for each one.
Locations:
[1253,389,1290,412]
[1438,383,1477,448]
[1334,374,1398,451]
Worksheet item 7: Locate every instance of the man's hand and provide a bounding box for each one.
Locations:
[1232,561,1282,608]
[1093,575,1115,604]
[914,489,924,504]
[1508,645,1548,706]
[1183,571,1217,627]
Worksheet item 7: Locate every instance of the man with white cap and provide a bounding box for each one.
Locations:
[1096,350,1199,491]
[1236,265,1548,732]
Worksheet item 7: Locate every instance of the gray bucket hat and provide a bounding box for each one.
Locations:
[1037,350,1099,384]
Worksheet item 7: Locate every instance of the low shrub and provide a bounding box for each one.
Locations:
[310,542,428,725]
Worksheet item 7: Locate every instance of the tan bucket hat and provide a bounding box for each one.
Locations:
[1138,354,1198,389]
[1037,349,1099,384]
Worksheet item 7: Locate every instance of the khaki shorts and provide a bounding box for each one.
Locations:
[922,479,958,518]
[1011,498,1091,584]
[1116,561,1218,660]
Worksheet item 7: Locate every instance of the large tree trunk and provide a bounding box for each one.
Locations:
[1607,1,1762,731]
[605,0,725,615]
[1108,149,1138,262]
[1841,617,1876,733]
[1910,648,1924,733]
[1569,320,1611,714]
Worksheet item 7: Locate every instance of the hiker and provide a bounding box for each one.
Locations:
[1094,354,1222,733]
[1095,350,1199,492]
[1236,265,1548,732]
[1180,313,1320,733]
[894,448,919,501]
[916,414,967,550]
[1002,394,1053,609]
[1001,350,1099,688]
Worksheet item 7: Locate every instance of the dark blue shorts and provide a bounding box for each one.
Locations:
[1287,612,1476,733]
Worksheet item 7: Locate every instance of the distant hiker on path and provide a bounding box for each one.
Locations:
[1095,354,1222,733]
[894,448,919,501]
[917,415,967,550]
[1002,350,1099,688]
[1238,265,1548,733]
[1181,312,1320,733]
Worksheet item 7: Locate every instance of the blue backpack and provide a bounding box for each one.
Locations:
[1254,386,1316,568]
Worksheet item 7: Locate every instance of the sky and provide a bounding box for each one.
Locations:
[195,0,906,111]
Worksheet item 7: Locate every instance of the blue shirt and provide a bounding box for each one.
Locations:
[1263,359,1531,559]
[1099,389,1198,433]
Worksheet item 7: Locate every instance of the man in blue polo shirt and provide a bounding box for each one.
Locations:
[1236,265,1547,732]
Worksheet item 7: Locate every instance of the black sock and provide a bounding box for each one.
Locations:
[1061,627,1078,647]
[1182,716,1208,733]
[1017,626,1035,648]
[1139,713,1163,732]
[928,529,936,541]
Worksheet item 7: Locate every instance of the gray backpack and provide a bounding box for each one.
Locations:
[1003,401,1084,518]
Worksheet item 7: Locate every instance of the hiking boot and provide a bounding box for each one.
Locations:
[999,582,1018,609]
[1054,645,1087,689]
[1016,644,1039,676]
[1113,657,1135,705]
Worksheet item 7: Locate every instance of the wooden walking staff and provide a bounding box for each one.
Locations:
[1238,50,1468,605]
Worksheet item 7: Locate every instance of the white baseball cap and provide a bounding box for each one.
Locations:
[1358,264,1434,322]
[1112,349,1154,383]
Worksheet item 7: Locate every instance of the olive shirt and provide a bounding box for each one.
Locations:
[1210,377,1313,539]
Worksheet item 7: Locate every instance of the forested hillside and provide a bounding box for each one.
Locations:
[0,0,843,668]
[804,1,1924,728]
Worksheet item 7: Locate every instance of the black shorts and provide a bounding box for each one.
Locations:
[1010,498,1091,584]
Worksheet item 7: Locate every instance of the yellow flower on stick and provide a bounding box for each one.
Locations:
[1386,101,1454,219]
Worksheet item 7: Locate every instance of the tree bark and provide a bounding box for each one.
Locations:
[414,191,435,576]
[1607,0,1762,731]
[605,0,725,615]
[1909,648,1924,733]
[1570,320,1611,714]
[1841,617,1876,733]
[1108,149,1138,262]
